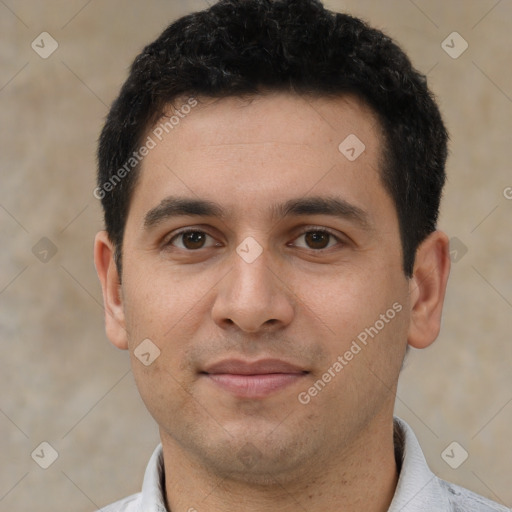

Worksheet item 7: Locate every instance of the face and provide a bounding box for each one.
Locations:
[102,93,415,482]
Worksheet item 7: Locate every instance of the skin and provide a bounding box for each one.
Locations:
[95,92,450,512]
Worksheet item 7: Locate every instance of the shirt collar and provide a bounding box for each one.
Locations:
[139,443,168,512]
[139,417,448,512]
[388,417,450,511]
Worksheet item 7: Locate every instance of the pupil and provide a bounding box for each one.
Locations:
[306,232,328,249]
[185,232,204,249]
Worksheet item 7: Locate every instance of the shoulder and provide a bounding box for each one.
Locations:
[94,492,141,512]
[391,418,509,512]
[439,478,510,512]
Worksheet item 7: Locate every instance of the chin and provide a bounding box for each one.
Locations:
[194,430,314,483]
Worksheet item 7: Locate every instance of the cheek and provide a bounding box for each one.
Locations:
[121,266,211,401]
[122,269,203,410]
[131,359,200,434]
[122,263,204,344]
[295,262,409,384]
[294,268,393,340]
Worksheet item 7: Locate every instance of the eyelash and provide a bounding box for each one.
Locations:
[164,226,345,252]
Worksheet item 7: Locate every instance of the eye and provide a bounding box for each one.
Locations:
[165,227,344,252]
[166,229,219,250]
[291,228,343,251]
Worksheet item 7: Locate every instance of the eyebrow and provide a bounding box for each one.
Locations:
[143,195,372,231]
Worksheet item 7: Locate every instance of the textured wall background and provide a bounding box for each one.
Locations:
[1,1,511,510]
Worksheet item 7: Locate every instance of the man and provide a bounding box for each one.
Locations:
[93,0,508,511]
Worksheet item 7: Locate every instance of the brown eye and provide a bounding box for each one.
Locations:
[292,229,341,251]
[168,230,217,250]
[304,231,331,249]
[182,231,206,250]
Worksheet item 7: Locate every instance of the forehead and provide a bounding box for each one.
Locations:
[158,92,382,152]
[127,92,393,230]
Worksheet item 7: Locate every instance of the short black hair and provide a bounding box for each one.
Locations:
[97,0,448,278]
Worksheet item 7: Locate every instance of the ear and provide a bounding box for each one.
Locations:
[407,230,451,349]
[94,231,128,350]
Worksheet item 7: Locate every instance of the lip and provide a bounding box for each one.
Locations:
[201,359,308,399]
[204,358,307,375]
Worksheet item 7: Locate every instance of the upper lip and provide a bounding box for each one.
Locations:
[203,359,308,375]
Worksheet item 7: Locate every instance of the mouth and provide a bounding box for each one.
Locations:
[200,359,309,399]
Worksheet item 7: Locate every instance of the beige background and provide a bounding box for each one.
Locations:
[1,0,511,510]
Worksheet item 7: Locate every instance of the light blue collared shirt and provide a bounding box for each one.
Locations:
[97,417,510,512]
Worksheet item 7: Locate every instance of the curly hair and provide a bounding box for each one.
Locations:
[97,0,448,277]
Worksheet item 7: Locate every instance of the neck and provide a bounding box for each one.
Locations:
[161,413,398,512]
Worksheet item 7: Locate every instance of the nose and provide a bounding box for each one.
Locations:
[211,246,295,334]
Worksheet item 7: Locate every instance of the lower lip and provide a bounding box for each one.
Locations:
[205,373,306,398]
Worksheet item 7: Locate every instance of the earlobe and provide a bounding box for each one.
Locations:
[94,231,129,350]
[407,230,451,349]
